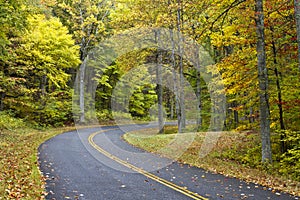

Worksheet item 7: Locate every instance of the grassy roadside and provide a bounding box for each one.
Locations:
[0,126,75,199]
[123,127,300,197]
[0,116,147,199]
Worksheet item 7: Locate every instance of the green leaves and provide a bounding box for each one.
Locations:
[0,0,25,56]
[129,84,157,118]
[52,0,111,58]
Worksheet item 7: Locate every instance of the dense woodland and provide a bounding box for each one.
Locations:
[0,0,299,180]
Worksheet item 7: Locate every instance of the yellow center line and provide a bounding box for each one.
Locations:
[88,129,209,200]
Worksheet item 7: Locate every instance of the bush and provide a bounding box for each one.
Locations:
[217,134,262,168]
[280,149,300,181]
[39,98,73,127]
[0,111,27,131]
[96,109,113,121]
[279,130,300,181]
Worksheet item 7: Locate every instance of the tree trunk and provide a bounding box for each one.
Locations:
[255,0,272,163]
[155,30,164,134]
[234,110,239,128]
[195,46,202,130]
[294,0,300,71]
[270,29,286,153]
[249,107,254,123]
[156,56,164,134]
[196,70,202,130]
[274,67,285,131]
[232,101,239,128]
[170,96,174,119]
[275,67,287,153]
[0,92,5,111]
[79,56,87,123]
[40,75,47,96]
[177,0,185,132]
[169,29,181,132]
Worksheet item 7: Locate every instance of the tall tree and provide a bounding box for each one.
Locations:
[50,0,112,123]
[176,0,186,132]
[1,14,80,125]
[0,0,26,109]
[294,0,300,71]
[255,0,272,163]
[154,29,165,133]
[0,0,24,56]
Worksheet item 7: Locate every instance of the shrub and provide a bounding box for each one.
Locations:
[0,111,27,131]
[279,130,300,181]
[96,109,113,121]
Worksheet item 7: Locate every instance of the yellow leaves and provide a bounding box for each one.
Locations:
[156,13,173,27]
[84,15,98,25]
[89,5,99,14]
[40,0,57,7]
[13,14,80,91]
[210,33,223,47]
[269,11,281,20]
[210,25,249,47]
[216,47,258,101]
[53,0,110,43]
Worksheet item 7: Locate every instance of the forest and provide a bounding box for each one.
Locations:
[0,0,300,189]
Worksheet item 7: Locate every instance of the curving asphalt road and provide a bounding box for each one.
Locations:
[38,125,298,200]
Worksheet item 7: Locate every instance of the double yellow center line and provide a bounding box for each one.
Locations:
[88,129,208,200]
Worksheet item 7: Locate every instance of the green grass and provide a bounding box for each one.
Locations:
[123,126,300,197]
[0,126,75,199]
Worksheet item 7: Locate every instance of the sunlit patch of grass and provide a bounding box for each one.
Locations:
[124,129,175,152]
[124,126,197,160]
[0,126,75,199]
[123,128,300,197]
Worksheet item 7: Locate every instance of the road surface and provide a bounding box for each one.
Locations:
[38,125,298,200]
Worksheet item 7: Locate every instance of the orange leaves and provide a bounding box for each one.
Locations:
[230,105,244,111]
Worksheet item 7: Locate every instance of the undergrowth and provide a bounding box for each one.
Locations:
[0,111,74,199]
